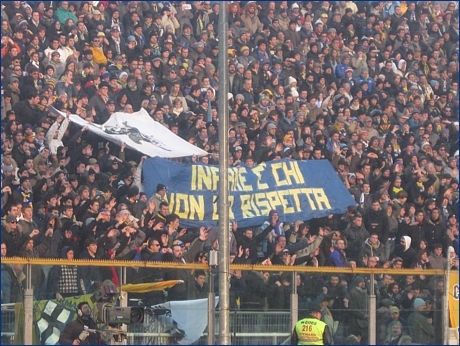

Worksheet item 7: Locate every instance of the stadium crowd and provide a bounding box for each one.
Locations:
[1,1,459,344]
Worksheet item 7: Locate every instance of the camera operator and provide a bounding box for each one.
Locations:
[59,302,99,345]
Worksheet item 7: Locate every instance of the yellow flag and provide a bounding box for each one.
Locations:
[121,280,183,293]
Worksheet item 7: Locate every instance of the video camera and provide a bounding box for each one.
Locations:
[91,280,144,326]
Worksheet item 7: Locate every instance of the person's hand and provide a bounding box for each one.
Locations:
[72,339,80,345]
[153,222,164,231]
[231,221,238,232]
[56,293,63,300]
[343,298,349,308]
[78,330,89,342]
[261,258,272,266]
[81,125,89,132]
[275,143,284,153]
[96,211,104,221]
[107,229,117,238]
[148,199,156,212]
[30,229,40,238]
[140,155,147,163]
[45,229,54,237]
[294,220,302,233]
[238,245,244,258]
[120,142,126,151]
[362,254,368,266]
[177,228,187,237]
[199,226,209,241]
[2,186,11,194]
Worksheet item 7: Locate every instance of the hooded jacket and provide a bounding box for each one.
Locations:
[391,236,417,268]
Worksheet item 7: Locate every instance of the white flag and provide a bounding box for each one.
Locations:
[67,108,208,158]
[152,297,219,344]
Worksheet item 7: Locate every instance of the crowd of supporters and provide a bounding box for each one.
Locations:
[1,1,459,344]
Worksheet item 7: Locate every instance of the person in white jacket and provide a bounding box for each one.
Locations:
[45,111,70,155]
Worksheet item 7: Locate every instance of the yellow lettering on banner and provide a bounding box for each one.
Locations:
[294,161,305,184]
[272,162,289,186]
[278,190,295,214]
[196,166,212,190]
[240,195,254,218]
[249,194,261,216]
[284,161,302,185]
[189,195,205,220]
[228,168,236,191]
[212,196,219,220]
[290,189,302,211]
[237,168,253,191]
[312,188,332,210]
[211,166,220,190]
[252,163,269,190]
[172,193,190,219]
[169,193,175,213]
[191,166,197,190]
[255,192,271,215]
[228,196,235,220]
[300,188,317,210]
[266,191,283,210]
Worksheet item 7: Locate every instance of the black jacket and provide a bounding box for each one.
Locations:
[233,225,274,263]
[364,208,390,244]
[59,316,99,345]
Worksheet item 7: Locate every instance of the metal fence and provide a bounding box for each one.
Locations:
[126,310,291,345]
[1,258,455,345]
[1,305,15,345]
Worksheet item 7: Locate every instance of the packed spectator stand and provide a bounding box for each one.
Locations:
[1,1,459,344]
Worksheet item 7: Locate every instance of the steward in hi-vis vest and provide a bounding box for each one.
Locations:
[291,306,332,345]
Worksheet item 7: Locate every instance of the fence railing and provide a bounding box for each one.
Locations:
[1,258,456,345]
[1,305,15,345]
[125,310,291,345]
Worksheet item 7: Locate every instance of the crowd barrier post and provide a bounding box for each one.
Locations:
[443,248,453,344]
[290,271,298,336]
[208,268,216,345]
[369,272,376,345]
[24,264,33,345]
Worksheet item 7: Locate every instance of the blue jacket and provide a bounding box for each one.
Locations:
[356,76,375,92]
[335,63,349,79]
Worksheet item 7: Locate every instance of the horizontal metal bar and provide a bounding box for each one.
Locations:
[0,258,446,275]
[126,333,290,337]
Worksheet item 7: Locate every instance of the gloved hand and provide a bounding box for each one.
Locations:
[78,330,89,342]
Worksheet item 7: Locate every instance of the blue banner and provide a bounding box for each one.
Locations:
[143,158,356,228]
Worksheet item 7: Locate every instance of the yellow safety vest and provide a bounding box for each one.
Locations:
[295,318,327,345]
